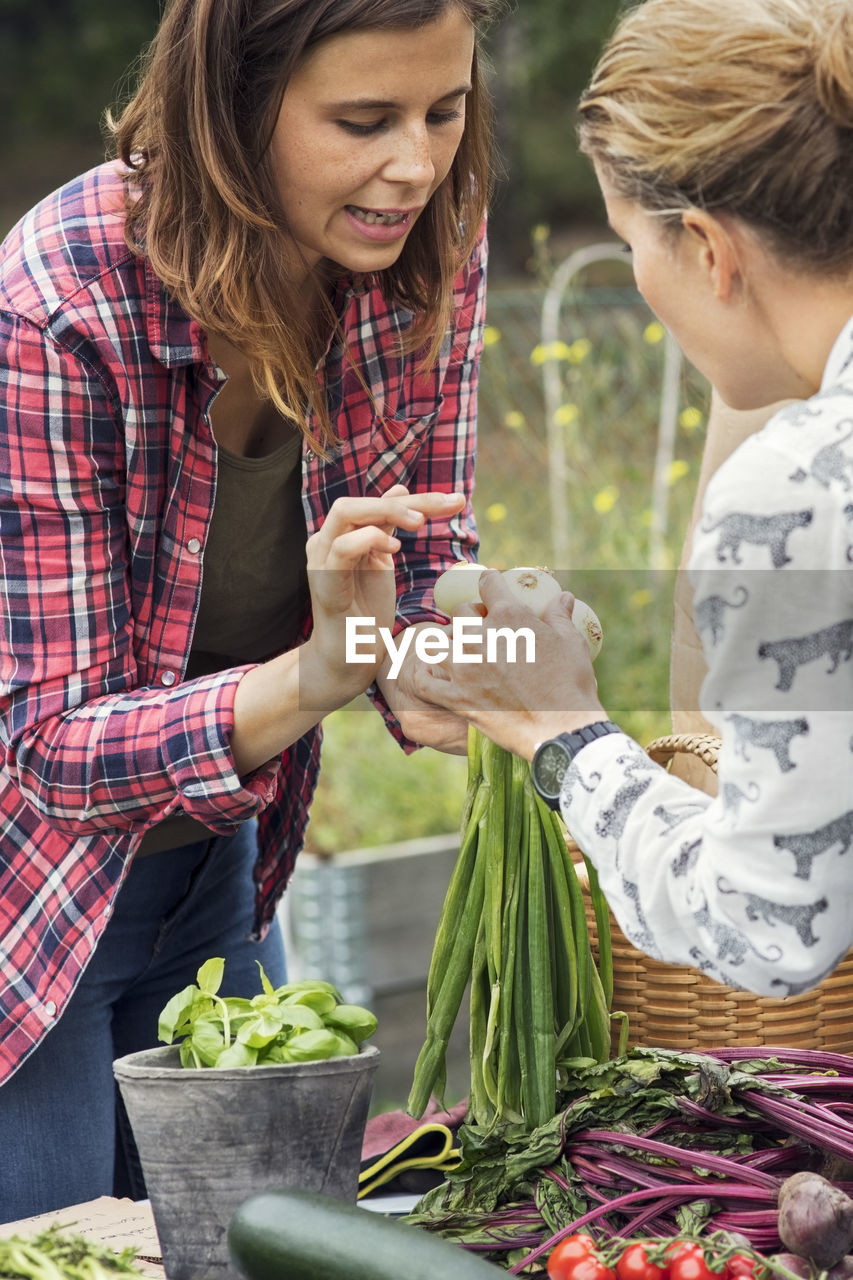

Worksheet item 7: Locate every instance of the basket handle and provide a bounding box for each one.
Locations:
[645,732,720,774]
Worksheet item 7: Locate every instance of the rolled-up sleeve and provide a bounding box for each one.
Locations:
[0,312,265,835]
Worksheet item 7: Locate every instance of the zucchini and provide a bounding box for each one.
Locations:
[228,1187,502,1280]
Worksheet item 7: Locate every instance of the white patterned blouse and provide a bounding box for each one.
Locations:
[561,315,853,998]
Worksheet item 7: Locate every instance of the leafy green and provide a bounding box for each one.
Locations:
[157,959,378,1069]
[0,1226,145,1279]
[406,1047,794,1226]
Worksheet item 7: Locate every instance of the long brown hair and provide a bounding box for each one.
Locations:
[578,0,853,277]
[109,0,500,450]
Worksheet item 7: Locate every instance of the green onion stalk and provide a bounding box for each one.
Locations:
[407,727,621,1132]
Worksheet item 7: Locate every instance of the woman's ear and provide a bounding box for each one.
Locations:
[681,208,741,301]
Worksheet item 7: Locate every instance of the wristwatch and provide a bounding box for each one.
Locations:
[530,720,623,809]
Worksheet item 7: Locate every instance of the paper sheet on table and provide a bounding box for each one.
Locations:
[0,1196,164,1278]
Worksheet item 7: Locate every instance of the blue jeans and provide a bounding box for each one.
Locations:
[0,823,286,1221]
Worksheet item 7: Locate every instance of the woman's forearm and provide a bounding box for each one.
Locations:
[229,641,365,777]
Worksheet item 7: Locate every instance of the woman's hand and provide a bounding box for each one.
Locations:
[411,569,607,759]
[303,485,465,703]
[375,624,471,754]
[231,486,464,776]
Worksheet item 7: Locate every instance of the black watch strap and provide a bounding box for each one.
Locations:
[561,719,623,759]
[531,720,623,809]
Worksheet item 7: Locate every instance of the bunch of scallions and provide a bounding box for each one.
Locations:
[406,565,620,1131]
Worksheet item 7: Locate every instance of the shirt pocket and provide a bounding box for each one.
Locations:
[364,402,442,494]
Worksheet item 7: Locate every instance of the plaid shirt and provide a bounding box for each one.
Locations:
[0,161,484,1083]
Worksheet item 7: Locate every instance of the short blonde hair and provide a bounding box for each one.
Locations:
[578,0,853,273]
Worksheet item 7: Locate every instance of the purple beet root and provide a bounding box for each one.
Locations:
[827,1259,853,1280]
[777,1171,853,1269]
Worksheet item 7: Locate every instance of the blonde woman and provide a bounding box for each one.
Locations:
[416,0,853,1000]
[0,0,499,1216]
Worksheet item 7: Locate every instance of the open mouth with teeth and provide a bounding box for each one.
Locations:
[346,205,409,226]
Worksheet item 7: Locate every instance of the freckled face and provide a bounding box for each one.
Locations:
[267,7,475,280]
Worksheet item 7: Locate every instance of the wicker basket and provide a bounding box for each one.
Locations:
[573,733,853,1055]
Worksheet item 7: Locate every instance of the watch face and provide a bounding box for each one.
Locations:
[533,740,570,800]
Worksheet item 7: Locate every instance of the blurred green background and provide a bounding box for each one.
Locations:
[1,1,709,852]
[0,0,627,267]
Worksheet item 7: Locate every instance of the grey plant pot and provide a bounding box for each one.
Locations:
[113,1042,379,1280]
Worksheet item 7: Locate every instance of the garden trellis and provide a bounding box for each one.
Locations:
[539,243,684,572]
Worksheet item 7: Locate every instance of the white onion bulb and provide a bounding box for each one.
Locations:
[500,566,562,618]
[433,562,489,615]
[432,562,603,660]
[501,566,602,659]
[568,596,603,661]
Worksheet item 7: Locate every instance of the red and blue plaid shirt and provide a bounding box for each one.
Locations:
[0,161,484,1083]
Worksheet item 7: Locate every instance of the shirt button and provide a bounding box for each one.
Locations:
[187,537,201,555]
[44,1000,57,1018]
[305,449,315,461]
[161,670,177,686]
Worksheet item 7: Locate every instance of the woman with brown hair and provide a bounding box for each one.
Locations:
[415,0,853,1003]
[0,0,499,1217]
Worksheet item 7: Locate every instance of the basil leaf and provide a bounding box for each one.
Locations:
[196,956,225,996]
[157,984,201,1044]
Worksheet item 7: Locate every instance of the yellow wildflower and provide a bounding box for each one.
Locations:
[593,486,619,514]
[679,406,703,432]
[567,338,592,364]
[553,403,579,427]
[530,340,574,365]
[483,325,502,347]
[665,459,690,485]
[644,321,665,344]
[504,410,526,430]
[485,502,508,523]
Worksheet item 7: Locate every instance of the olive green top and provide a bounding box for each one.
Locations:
[136,436,308,855]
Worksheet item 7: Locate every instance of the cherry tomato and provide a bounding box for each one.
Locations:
[616,1242,670,1280]
[565,1259,616,1280]
[726,1257,760,1279]
[547,1234,597,1280]
[665,1243,701,1263]
[665,1242,717,1280]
